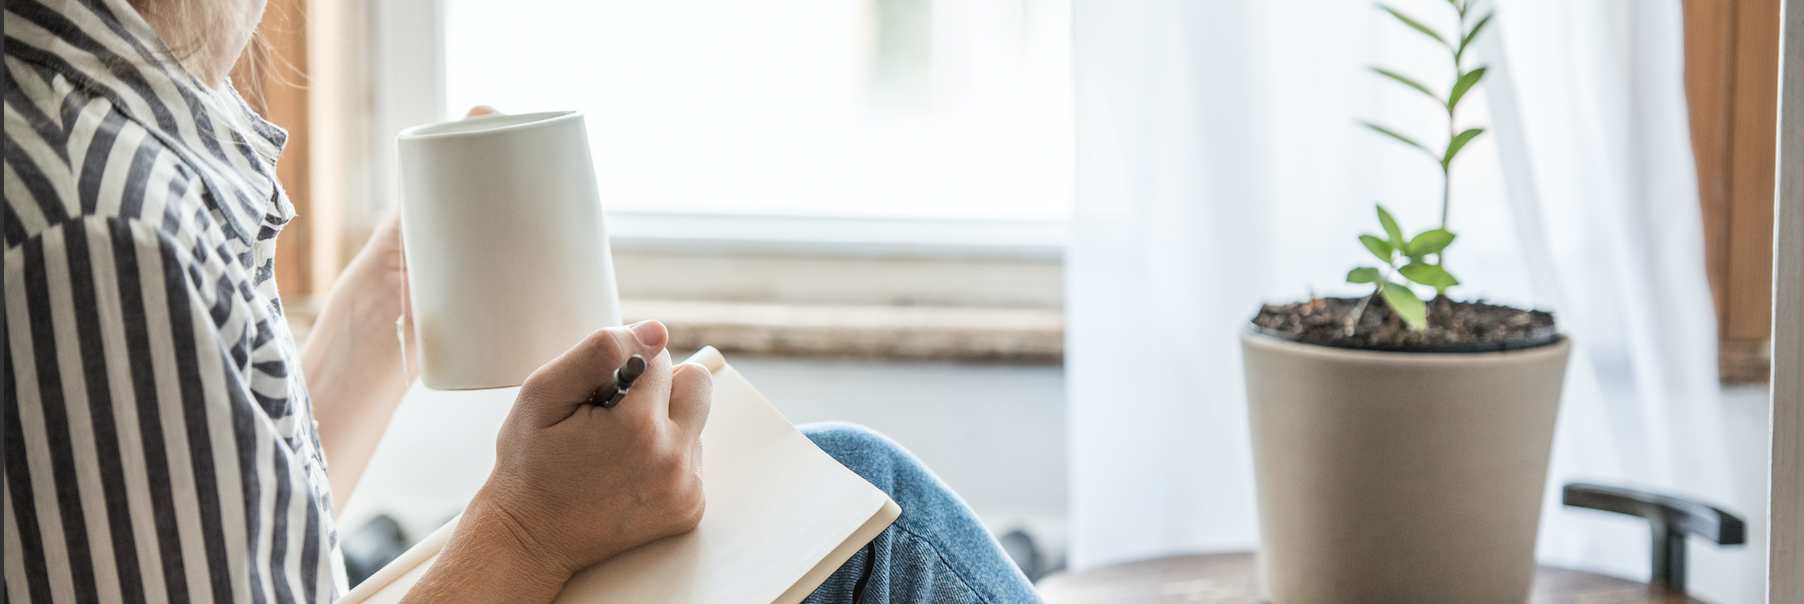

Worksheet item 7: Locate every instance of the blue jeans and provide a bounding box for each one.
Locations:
[800,423,1045,604]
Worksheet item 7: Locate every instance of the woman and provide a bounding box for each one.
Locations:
[1,0,1044,602]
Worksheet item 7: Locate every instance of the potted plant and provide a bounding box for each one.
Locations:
[1240,3,1570,603]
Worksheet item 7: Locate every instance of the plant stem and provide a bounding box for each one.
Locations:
[1348,288,1378,337]
[1438,106,1453,263]
[1349,290,1371,338]
[1440,6,1466,250]
[1440,164,1451,231]
[1347,263,1397,336]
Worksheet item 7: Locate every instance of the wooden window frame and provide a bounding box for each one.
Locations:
[1685,0,1785,384]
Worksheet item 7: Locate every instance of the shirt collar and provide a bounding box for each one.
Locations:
[4,0,289,162]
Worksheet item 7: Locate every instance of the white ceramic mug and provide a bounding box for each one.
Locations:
[398,111,622,390]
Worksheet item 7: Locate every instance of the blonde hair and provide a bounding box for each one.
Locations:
[127,0,254,60]
[126,0,283,102]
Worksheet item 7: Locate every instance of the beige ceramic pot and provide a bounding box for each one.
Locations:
[1241,329,1570,604]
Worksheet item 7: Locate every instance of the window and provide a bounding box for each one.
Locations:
[441,0,1074,221]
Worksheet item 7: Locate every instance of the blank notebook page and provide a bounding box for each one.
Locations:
[340,347,897,604]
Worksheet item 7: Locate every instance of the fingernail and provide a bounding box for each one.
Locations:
[630,320,667,349]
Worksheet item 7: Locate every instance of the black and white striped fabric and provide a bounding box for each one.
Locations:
[4,0,344,602]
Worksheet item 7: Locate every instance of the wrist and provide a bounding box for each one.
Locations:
[414,497,575,603]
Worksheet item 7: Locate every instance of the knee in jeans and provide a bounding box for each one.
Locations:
[802,422,910,475]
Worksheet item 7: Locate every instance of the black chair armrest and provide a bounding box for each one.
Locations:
[1562,482,1745,592]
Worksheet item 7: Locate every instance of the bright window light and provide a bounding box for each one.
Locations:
[444,0,1074,221]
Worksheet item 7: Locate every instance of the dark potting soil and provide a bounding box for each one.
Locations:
[1251,296,1558,352]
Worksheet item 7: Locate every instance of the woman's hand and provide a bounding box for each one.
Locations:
[305,105,500,510]
[402,321,714,603]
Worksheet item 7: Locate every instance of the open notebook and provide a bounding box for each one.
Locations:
[338,347,902,604]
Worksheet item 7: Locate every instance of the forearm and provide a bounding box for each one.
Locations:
[303,298,409,509]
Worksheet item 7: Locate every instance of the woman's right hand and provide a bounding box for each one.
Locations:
[401,320,714,603]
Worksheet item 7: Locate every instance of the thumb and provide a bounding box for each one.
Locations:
[518,322,670,424]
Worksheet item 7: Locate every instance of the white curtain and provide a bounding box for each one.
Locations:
[1067,0,1750,601]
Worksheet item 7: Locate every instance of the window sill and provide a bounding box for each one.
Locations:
[605,212,1068,261]
[287,214,1069,363]
[622,299,1063,364]
[284,299,1064,364]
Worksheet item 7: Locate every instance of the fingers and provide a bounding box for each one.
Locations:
[667,363,713,438]
[628,320,668,356]
[466,105,501,118]
[520,321,671,423]
[348,207,404,265]
[617,321,674,419]
[374,206,402,237]
[619,347,674,422]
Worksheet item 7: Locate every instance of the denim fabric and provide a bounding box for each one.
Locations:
[799,423,1045,604]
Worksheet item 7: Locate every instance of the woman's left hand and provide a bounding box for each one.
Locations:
[303,105,500,512]
[301,197,418,512]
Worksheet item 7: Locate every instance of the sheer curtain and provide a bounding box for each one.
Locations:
[1067,0,1750,600]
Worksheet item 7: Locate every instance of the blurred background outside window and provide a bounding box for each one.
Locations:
[444,0,1073,222]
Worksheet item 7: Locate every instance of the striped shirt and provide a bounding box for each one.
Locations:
[4,0,344,602]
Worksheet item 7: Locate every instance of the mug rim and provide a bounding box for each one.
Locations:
[398,110,579,140]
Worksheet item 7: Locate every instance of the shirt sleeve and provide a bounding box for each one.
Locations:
[5,216,338,604]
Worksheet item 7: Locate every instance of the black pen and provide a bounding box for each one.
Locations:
[587,355,647,408]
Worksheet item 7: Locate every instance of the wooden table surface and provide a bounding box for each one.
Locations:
[1037,552,1705,604]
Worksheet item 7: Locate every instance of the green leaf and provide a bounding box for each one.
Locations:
[1372,67,1443,104]
[1356,122,1428,154]
[1376,205,1406,251]
[1442,127,1485,167]
[1381,281,1428,330]
[1380,5,1451,48]
[1359,235,1394,263]
[1446,67,1487,112]
[1347,266,1383,284]
[1356,122,1443,163]
[1405,228,1457,257]
[1399,262,1460,289]
[1461,12,1494,51]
